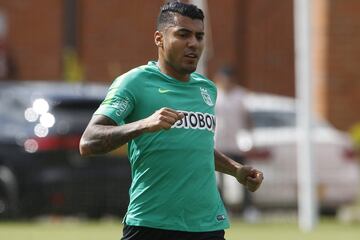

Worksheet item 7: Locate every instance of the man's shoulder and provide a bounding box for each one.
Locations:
[121,64,153,79]
[191,72,217,89]
[111,64,155,87]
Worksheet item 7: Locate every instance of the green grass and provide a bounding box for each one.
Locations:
[0,218,359,240]
[227,219,360,240]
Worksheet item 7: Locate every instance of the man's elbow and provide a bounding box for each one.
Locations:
[79,138,92,157]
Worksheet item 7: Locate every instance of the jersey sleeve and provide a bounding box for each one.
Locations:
[94,74,136,125]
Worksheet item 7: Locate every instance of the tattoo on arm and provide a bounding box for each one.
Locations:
[80,115,144,156]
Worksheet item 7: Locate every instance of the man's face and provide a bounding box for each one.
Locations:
[156,14,205,76]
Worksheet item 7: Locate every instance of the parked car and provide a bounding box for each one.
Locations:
[0,81,131,219]
[222,92,359,213]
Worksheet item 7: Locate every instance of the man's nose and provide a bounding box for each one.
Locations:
[187,35,200,49]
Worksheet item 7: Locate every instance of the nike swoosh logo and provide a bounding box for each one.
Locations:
[158,88,173,94]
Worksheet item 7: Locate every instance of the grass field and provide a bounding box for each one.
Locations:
[0,217,359,240]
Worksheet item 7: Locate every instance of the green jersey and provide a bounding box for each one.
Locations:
[95,61,229,232]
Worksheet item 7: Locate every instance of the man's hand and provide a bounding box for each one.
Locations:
[235,166,264,192]
[142,107,184,132]
[79,108,184,156]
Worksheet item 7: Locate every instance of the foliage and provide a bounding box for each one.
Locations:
[350,123,360,153]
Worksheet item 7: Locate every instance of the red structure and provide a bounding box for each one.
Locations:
[0,0,359,130]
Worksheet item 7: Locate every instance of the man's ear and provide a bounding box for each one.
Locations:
[154,31,163,48]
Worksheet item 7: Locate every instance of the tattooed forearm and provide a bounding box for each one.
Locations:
[80,107,183,156]
[79,115,146,156]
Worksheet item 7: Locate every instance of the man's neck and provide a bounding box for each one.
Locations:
[157,59,190,82]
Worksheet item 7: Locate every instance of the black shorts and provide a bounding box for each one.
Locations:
[121,225,225,240]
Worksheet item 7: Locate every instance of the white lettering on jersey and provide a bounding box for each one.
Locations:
[172,110,216,132]
[200,87,214,106]
[112,97,130,117]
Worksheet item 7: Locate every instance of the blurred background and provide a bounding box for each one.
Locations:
[0,0,360,238]
[0,0,359,130]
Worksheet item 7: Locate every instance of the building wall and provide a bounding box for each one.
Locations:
[0,0,63,80]
[80,0,243,83]
[207,0,244,80]
[0,0,360,130]
[312,0,330,122]
[326,0,360,130]
[242,0,295,96]
[79,0,163,82]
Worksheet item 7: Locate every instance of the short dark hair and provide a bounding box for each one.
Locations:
[157,1,204,30]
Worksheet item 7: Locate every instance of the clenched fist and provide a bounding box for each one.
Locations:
[235,166,264,192]
[142,107,184,132]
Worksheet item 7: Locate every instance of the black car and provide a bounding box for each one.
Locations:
[0,81,131,219]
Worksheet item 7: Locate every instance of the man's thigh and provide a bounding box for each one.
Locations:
[121,225,225,240]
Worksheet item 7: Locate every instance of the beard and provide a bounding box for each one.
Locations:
[182,64,197,74]
[164,59,198,75]
[179,57,200,74]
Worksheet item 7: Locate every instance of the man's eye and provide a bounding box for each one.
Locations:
[196,35,204,41]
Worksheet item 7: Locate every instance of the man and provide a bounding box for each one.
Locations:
[214,66,259,221]
[79,2,263,240]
